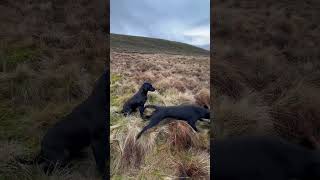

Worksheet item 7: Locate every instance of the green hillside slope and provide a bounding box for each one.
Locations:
[110,33,209,56]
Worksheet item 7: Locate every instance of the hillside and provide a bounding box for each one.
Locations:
[110,33,209,56]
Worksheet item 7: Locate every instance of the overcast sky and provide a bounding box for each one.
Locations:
[110,0,210,50]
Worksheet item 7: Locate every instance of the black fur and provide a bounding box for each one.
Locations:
[136,105,210,139]
[213,136,320,180]
[19,71,108,178]
[121,82,155,118]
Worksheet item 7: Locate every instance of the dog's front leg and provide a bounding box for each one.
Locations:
[123,108,132,116]
[187,121,199,132]
[138,105,145,118]
[136,116,162,139]
[91,135,107,178]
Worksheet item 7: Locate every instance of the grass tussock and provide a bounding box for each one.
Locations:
[166,121,200,151]
[110,51,210,178]
[173,151,210,179]
[0,140,101,180]
[195,88,210,108]
[214,93,273,138]
[111,117,159,175]
[213,0,320,144]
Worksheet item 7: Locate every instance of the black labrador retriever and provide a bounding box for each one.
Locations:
[121,82,155,117]
[213,135,320,180]
[136,105,210,139]
[18,71,108,178]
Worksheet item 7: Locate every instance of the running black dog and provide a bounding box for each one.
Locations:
[18,71,108,178]
[121,82,155,117]
[136,105,210,139]
[213,135,320,180]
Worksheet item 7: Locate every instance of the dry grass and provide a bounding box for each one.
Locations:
[214,93,273,138]
[110,117,159,175]
[111,52,209,94]
[166,121,200,151]
[0,140,102,180]
[110,50,210,179]
[0,0,108,179]
[173,150,210,179]
[212,0,320,144]
[195,88,210,108]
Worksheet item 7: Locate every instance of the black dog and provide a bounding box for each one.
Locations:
[136,105,210,139]
[18,71,108,178]
[213,135,320,180]
[121,82,155,117]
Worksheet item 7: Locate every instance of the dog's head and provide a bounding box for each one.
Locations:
[142,82,156,92]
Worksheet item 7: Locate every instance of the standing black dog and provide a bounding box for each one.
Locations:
[213,135,320,180]
[18,71,108,178]
[121,82,155,117]
[136,105,210,139]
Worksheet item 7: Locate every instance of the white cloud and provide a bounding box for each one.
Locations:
[183,25,210,46]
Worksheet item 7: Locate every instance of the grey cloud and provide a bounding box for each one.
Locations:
[111,0,210,48]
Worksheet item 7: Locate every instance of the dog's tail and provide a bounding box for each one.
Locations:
[144,105,160,110]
